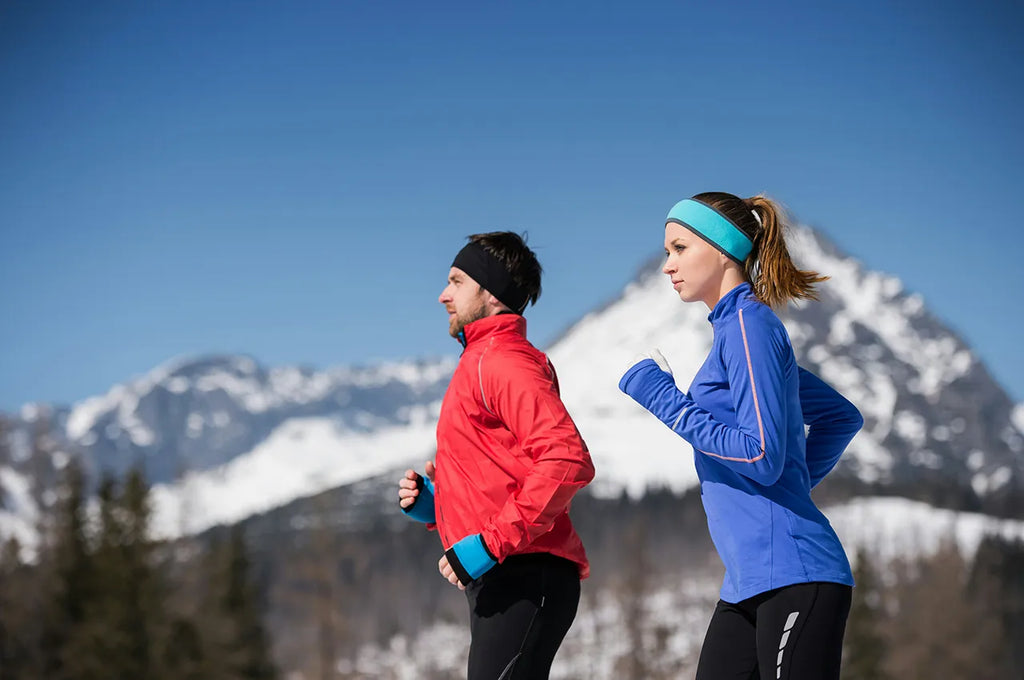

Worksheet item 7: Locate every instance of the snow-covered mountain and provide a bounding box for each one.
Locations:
[0,356,454,544]
[1,225,1022,550]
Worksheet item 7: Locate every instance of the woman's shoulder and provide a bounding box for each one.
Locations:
[719,296,793,358]
[731,294,786,331]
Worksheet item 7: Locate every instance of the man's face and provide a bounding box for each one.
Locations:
[438,266,490,338]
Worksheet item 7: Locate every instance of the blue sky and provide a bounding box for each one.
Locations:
[2,0,1022,412]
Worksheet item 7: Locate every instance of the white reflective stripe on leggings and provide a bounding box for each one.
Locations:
[776,611,799,679]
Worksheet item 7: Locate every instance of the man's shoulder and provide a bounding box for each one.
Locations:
[489,329,543,354]
[479,338,549,381]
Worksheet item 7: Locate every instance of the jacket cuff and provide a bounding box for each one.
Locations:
[445,534,497,585]
[618,358,664,404]
[400,474,436,524]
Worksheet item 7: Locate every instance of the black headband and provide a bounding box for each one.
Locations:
[452,242,530,314]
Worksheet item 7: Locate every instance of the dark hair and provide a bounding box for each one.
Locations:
[691,192,827,308]
[467,231,543,308]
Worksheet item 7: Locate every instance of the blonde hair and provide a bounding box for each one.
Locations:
[692,191,827,308]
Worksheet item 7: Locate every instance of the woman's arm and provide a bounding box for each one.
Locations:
[798,367,863,487]
[619,308,793,486]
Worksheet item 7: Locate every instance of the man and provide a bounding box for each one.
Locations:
[398,231,595,680]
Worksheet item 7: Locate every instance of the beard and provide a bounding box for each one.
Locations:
[447,298,489,338]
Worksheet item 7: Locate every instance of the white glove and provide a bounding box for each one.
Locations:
[628,349,673,375]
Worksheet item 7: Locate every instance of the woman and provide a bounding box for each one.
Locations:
[619,191,863,680]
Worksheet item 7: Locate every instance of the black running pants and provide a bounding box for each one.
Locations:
[695,581,852,680]
[465,553,580,680]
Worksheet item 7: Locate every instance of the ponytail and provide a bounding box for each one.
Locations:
[745,195,827,308]
[692,192,827,308]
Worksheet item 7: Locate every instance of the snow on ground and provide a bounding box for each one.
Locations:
[826,495,1024,565]
[0,468,39,559]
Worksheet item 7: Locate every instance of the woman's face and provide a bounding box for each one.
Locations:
[662,222,730,307]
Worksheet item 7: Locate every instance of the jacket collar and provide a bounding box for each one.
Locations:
[708,281,755,324]
[457,313,526,348]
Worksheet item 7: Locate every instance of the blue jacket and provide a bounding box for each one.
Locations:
[619,282,862,603]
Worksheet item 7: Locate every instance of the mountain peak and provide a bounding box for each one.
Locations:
[546,222,1023,514]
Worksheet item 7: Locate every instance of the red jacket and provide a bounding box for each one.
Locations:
[433,313,595,578]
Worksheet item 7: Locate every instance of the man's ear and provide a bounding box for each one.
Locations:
[485,292,511,314]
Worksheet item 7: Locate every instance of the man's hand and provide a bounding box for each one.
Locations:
[398,460,435,509]
[438,554,466,590]
[442,534,497,588]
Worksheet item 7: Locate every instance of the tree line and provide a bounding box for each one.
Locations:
[0,462,276,680]
[841,534,1022,680]
[1,460,1021,679]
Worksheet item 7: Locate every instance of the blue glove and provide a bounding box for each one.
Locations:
[400,473,436,524]
[444,534,497,585]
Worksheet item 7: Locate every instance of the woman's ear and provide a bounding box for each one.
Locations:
[720,251,733,268]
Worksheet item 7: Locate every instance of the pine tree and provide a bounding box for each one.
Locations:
[162,616,208,680]
[207,525,278,680]
[86,469,164,680]
[614,519,652,680]
[38,460,95,680]
[841,547,889,680]
[883,540,1006,680]
[42,466,172,680]
[275,500,342,680]
[970,535,1022,675]
[0,536,39,679]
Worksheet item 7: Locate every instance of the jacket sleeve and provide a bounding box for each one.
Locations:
[798,366,864,487]
[477,353,595,562]
[619,308,792,486]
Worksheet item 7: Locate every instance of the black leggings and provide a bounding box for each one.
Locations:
[696,581,852,680]
[465,553,581,680]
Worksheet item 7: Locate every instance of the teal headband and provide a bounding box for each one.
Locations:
[666,198,753,264]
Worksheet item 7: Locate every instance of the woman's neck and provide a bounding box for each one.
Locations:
[703,270,748,310]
